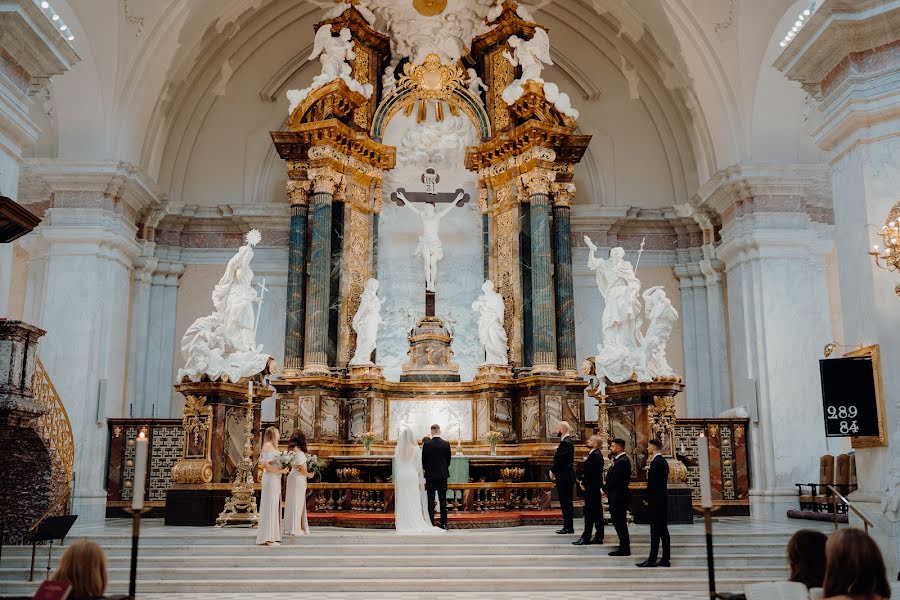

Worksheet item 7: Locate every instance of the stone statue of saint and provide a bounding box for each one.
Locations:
[349,278,382,366]
[635,286,678,382]
[395,190,464,292]
[472,280,508,365]
[178,230,272,383]
[584,236,643,353]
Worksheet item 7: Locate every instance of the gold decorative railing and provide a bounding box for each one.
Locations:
[32,357,75,516]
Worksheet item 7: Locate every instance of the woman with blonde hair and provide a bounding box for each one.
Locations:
[256,425,288,545]
[823,528,891,600]
[52,539,108,599]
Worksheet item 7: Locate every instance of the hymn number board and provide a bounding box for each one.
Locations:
[818,345,888,447]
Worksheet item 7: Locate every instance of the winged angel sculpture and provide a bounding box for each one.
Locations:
[500,28,579,119]
[287,25,374,114]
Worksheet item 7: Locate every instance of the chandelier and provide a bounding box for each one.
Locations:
[869,200,900,296]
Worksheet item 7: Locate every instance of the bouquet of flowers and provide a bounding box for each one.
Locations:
[483,431,503,445]
[483,431,503,455]
[273,451,295,470]
[306,454,323,478]
[358,431,376,446]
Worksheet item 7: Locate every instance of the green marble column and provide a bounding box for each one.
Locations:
[284,183,309,373]
[529,191,557,372]
[303,190,334,373]
[552,190,576,373]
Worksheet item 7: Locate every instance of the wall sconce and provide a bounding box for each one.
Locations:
[868,200,900,296]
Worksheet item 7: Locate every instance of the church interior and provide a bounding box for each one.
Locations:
[1,0,899,597]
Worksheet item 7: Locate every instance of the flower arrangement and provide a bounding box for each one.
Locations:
[273,451,295,470]
[483,431,503,455]
[306,454,323,477]
[358,431,376,454]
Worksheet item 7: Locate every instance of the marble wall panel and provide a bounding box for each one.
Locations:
[545,394,562,436]
[348,397,367,440]
[475,397,489,440]
[522,396,540,440]
[298,395,315,437]
[319,396,340,440]
[493,396,514,440]
[371,397,385,441]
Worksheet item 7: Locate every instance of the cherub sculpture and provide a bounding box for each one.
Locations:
[467,68,488,98]
[287,25,373,114]
[502,28,552,86]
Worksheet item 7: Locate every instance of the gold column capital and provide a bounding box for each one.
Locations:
[308,166,343,196]
[518,167,556,197]
[286,180,311,206]
[551,182,576,207]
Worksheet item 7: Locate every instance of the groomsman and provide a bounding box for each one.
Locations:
[573,434,604,546]
[637,439,671,567]
[549,421,575,534]
[604,438,632,556]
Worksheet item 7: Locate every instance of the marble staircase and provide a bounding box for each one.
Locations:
[0,518,827,596]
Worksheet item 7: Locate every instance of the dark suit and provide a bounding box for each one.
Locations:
[551,435,576,530]
[646,453,670,562]
[422,436,452,527]
[603,453,632,551]
[579,448,605,542]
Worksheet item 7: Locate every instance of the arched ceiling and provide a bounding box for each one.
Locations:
[38,0,819,208]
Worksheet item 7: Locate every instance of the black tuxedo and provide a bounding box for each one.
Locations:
[579,448,605,542]
[551,436,576,530]
[422,436,452,527]
[603,453,632,551]
[645,453,670,562]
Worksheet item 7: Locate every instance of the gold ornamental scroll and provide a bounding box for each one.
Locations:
[493,185,521,366]
[172,395,214,484]
[339,192,372,366]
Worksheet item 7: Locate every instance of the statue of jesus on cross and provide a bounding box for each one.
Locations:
[395,189,465,292]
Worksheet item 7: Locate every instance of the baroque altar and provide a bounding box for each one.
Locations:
[268,0,591,478]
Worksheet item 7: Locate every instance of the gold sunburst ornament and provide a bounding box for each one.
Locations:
[413,0,448,16]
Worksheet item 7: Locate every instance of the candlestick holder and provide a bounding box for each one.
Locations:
[216,390,259,527]
[124,506,150,600]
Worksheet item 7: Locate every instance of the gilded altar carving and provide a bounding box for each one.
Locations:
[489,49,515,132]
[308,166,343,195]
[172,459,213,484]
[551,182,575,207]
[518,167,555,197]
[478,187,489,213]
[351,43,374,130]
[344,208,371,363]
[286,180,311,206]
[647,394,678,451]
[495,206,517,364]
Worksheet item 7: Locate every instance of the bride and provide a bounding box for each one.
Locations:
[393,428,445,534]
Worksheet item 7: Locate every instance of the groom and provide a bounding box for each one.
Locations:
[422,424,452,529]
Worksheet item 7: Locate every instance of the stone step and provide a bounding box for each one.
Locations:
[0,575,784,594]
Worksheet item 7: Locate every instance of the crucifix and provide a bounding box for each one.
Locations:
[391,176,471,316]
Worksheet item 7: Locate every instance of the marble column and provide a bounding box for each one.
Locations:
[284,181,310,374]
[674,251,730,417]
[552,183,577,374]
[303,168,340,374]
[21,207,140,522]
[124,242,157,418]
[520,169,557,373]
[775,0,900,570]
[718,211,834,520]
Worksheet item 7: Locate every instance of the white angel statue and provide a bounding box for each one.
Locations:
[472,280,508,365]
[350,278,382,366]
[503,28,552,86]
[286,25,373,114]
[466,68,488,98]
[382,64,398,97]
[634,286,679,382]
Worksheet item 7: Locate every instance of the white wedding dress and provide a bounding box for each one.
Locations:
[393,428,445,534]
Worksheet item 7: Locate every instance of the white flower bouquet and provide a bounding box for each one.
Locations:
[272,451,295,470]
[306,454,323,478]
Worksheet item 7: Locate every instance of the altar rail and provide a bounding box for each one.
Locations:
[311,482,553,514]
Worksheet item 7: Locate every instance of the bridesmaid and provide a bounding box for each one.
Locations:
[283,431,312,537]
[256,426,287,546]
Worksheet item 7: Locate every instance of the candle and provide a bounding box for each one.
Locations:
[132,431,149,510]
[697,433,712,508]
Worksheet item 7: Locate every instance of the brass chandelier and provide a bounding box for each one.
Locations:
[869,200,900,296]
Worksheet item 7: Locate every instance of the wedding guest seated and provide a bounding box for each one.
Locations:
[788,529,828,590]
[821,528,890,600]
[51,540,108,600]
